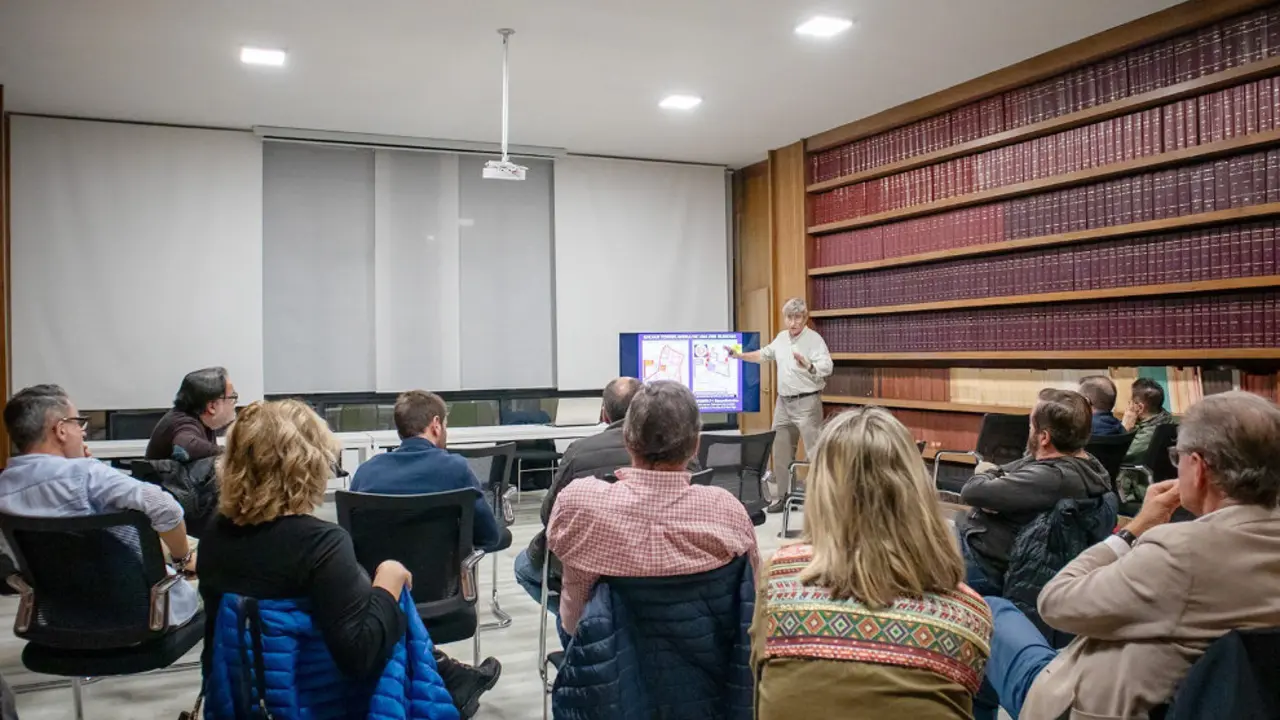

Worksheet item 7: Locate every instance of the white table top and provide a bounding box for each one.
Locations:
[87,431,375,460]
[367,423,608,448]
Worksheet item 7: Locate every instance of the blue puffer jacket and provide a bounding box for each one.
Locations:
[552,556,754,720]
[204,590,458,720]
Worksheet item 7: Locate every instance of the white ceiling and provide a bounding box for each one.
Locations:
[0,0,1182,167]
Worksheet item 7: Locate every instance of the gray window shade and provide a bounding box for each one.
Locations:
[458,156,555,390]
[263,143,376,394]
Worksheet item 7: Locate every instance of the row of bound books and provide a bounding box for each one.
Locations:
[810,4,1280,184]
[824,366,1280,412]
[810,220,1280,311]
[812,148,1280,268]
[811,75,1280,225]
[813,291,1280,353]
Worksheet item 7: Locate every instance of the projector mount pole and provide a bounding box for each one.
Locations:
[498,28,514,163]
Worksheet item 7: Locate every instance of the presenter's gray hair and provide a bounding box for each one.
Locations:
[782,297,808,318]
[623,381,701,466]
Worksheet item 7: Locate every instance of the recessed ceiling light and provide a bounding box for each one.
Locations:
[659,94,702,110]
[795,16,854,38]
[240,47,287,67]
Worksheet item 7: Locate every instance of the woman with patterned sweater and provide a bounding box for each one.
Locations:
[750,406,994,719]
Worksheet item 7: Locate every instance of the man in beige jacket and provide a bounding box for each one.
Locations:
[975,391,1280,720]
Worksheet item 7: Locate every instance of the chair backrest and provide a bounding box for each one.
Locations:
[335,489,475,619]
[690,468,714,486]
[107,410,167,441]
[1086,431,1137,488]
[696,432,775,516]
[1162,628,1280,720]
[449,443,515,521]
[0,510,170,649]
[975,413,1032,466]
[1140,423,1180,482]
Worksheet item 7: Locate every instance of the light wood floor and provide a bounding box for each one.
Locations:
[0,493,796,720]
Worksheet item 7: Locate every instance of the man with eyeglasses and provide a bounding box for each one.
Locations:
[146,366,238,461]
[0,384,199,628]
[974,391,1280,720]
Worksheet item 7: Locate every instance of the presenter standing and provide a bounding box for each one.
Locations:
[728,297,832,512]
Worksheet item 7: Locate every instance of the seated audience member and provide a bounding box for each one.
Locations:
[198,400,498,717]
[548,380,760,636]
[976,391,1280,720]
[146,367,238,461]
[752,406,993,719]
[1117,377,1176,503]
[0,385,198,627]
[515,377,700,615]
[957,389,1111,596]
[1078,375,1124,436]
[351,390,502,551]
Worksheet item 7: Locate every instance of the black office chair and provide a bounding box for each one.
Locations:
[1118,423,1179,516]
[689,468,714,486]
[932,413,1030,493]
[450,443,517,630]
[336,489,485,664]
[1085,431,1137,494]
[696,432,775,526]
[106,410,167,440]
[1157,628,1280,720]
[500,406,561,495]
[0,510,204,720]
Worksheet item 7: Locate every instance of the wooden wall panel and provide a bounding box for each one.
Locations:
[734,161,774,432]
[769,141,808,310]
[808,0,1274,152]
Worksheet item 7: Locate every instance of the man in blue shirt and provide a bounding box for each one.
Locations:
[1078,375,1125,436]
[351,390,504,551]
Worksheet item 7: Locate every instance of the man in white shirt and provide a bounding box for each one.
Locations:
[728,297,833,511]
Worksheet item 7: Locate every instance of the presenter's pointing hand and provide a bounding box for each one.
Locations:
[724,346,740,359]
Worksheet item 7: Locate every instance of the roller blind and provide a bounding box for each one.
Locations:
[553,156,731,390]
[10,116,265,410]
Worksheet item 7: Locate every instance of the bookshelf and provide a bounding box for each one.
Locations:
[831,349,1280,362]
[823,395,1031,415]
[811,275,1280,318]
[809,127,1280,234]
[809,202,1280,274]
[806,55,1280,194]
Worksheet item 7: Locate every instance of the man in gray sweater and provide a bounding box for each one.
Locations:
[957,388,1113,596]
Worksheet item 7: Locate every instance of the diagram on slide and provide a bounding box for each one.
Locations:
[692,343,738,394]
[642,341,686,382]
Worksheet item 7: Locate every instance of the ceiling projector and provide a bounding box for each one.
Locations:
[483,159,527,181]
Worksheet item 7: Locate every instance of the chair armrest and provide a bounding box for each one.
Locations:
[930,450,982,485]
[460,550,485,603]
[500,487,517,525]
[149,573,183,632]
[9,575,34,634]
[936,490,965,505]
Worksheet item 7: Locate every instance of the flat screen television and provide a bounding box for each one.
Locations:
[618,332,761,413]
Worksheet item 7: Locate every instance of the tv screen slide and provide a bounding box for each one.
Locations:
[619,332,761,413]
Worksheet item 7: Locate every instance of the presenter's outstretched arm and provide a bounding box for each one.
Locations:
[726,347,765,364]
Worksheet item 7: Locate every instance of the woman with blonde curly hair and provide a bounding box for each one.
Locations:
[750,406,994,719]
[197,400,413,680]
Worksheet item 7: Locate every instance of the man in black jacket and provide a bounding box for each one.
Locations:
[513,377,642,615]
[957,388,1112,596]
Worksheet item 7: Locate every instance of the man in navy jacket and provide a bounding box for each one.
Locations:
[352,390,503,551]
[1079,375,1125,436]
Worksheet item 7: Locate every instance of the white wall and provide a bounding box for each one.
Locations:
[10,116,265,410]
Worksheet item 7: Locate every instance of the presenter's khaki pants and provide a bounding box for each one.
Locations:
[769,393,824,500]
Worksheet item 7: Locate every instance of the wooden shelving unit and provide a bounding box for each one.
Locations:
[806,55,1280,194]
[831,349,1280,362]
[823,395,1031,415]
[810,276,1280,318]
[809,203,1280,276]
[809,128,1280,235]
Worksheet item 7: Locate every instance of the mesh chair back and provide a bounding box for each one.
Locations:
[975,414,1032,466]
[107,410,167,441]
[335,489,475,619]
[1086,432,1137,489]
[696,432,775,522]
[450,443,516,521]
[1140,423,1180,482]
[0,510,169,649]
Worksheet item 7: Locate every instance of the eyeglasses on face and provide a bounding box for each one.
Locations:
[1168,447,1192,467]
[58,416,90,431]
[221,393,240,403]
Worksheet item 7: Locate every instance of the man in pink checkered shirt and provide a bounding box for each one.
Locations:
[548,380,761,635]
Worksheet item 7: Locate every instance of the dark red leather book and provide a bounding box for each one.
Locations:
[1252,152,1268,206]
[1177,166,1193,216]
[1215,159,1232,211]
